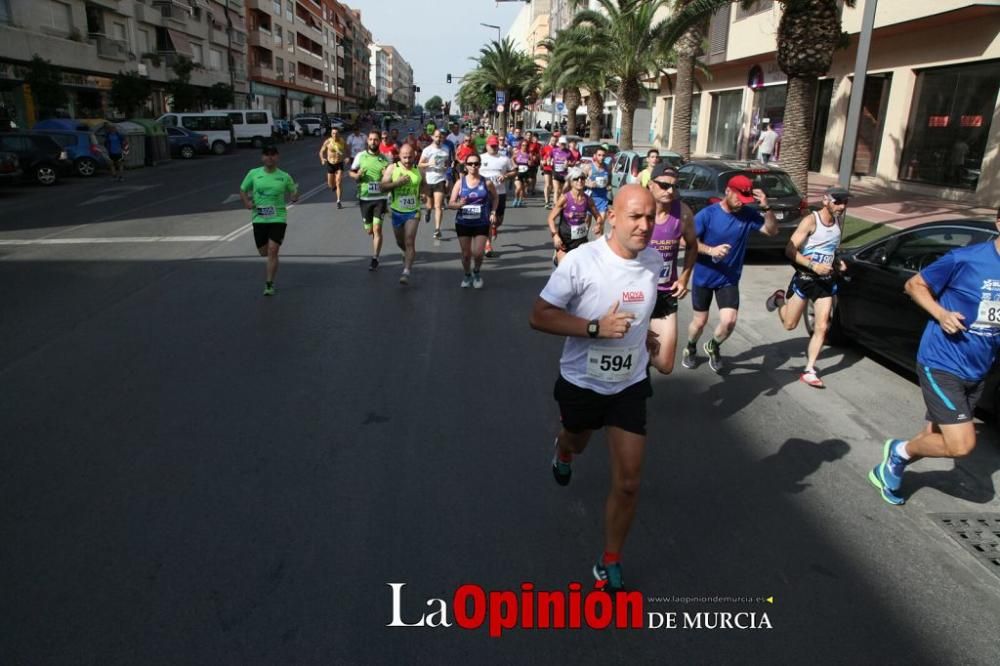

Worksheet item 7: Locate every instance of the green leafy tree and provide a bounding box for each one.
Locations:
[539,26,612,139]
[24,55,67,118]
[205,82,234,109]
[166,57,199,112]
[424,95,443,114]
[110,70,153,118]
[569,0,675,150]
[465,38,540,130]
[303,95,315,112]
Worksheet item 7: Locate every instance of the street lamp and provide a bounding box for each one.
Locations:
[480,23,502,41]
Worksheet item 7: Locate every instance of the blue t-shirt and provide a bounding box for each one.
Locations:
[105,132,124,155]
[916,241,1000,381]
[692,203,764,288]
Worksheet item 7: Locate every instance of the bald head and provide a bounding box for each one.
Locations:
[607,185,655,258]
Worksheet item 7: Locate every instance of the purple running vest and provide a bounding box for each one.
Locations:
[650,199,682,291]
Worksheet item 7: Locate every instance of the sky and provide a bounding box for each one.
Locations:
[346,0,526,108]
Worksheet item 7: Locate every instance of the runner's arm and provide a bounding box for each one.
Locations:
[348,153,362,180]
[239,188,253,210]
[786,215,817,266]
[319,142,328,163]
[548,195,566,235]
[675,204,698,296]
[447,180,464,209]
[487,181,499,221]
[905,273,964,332]
[529,297,632,339]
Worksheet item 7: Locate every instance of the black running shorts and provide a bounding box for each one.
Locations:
[554,375,652,436]
[918,365,984,425]
[326,162,343,173]
[455,223,489,237]
[252,223,287,248]
[652,292,679,318]
[691,284,740,312]
[360,199,387,226]
[787,272,837,302]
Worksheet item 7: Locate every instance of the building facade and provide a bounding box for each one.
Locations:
[0,0,249,126]
[378,44,411,111]
[652,0,1000,203]
[368,43,387,108]
[336,4,371,110]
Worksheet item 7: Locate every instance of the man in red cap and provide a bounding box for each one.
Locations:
[682,174,779,373]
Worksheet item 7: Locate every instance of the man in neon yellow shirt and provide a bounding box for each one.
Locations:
[381,143,423,284]
[350,130,390,271]
[639,149,660,188]
[239,145,299,296]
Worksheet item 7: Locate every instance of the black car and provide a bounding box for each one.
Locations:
[166,126,210,159]
[807,219,1000,417]
[0,132,72,185]
[676,159,809,250]
[0,150,22,184]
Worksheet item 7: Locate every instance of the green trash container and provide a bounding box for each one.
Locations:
[127,119,171,166]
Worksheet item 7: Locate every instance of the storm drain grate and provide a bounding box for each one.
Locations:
[932,513,1000,578]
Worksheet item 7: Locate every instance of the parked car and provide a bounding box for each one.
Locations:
[165,126,210,159]
[272,119,293,141]
[295,117,323,136]
[675,159,809,250]
[0,150,23,184]
[805,219,1000,418]
[578,141,620,166]
[216,109,274,148]
[31,128,110,177]
[0,132,72,185]
[157,112,235,155]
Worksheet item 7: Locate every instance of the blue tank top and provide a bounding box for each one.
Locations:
[588,164,610,200]
[457,176,490,226]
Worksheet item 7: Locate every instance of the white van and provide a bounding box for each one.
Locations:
[216,109,274,148]
[157,112,234,155]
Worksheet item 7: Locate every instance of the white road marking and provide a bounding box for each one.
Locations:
[79,185,159,207]
[221,193,243,204]
[0,236,224,246]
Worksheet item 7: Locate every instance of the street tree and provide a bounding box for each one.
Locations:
[110,70,152,118]
[205,83,235,109]
[166,57,199,112]
[467,38,540,130]
[539,26,611,140]
[24,55,67,119]
[569,0,675,150]
[425,96,443,114]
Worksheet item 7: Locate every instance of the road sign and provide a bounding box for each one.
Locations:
[510,100,522,112]
[556,101,565,112]
[496,90,506,106]
[496,104,505,113]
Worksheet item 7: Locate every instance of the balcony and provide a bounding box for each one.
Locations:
[248,31,272,48]
[94,34,128,60]
[249,64,274,78]
[244,0,267,9]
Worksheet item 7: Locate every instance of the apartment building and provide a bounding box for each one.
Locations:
[0,0,249,126]
[377,44,411,111]
[652,0,999,203]
[368,43,387,108]
[338,4,371,110]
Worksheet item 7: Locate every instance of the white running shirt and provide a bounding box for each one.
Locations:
[447,132,466,146]
[479,153,513,195]
[420,144,450,185]
[539,237,661,394]
[347,133,367,158]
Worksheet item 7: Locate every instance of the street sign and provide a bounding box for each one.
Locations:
[496,90,506,106]
[556,101,565,112]
[510,100,522,112]
[496,104,505,113]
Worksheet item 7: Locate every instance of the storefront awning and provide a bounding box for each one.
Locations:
[167,29,193,57]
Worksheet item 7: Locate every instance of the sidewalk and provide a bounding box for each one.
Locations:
[806,172,995,230]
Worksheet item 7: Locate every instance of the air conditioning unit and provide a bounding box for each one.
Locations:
[138,63,148,76]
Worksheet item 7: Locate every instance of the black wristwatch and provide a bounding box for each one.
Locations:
[760,205,772,212]
[587,319,600,338]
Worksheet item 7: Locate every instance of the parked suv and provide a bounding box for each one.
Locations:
[31,128,110,177]
[676,159,809,250]
[0,133,72,185]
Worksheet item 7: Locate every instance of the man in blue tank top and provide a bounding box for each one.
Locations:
[871,207,1000,505]
[764,186,849,388]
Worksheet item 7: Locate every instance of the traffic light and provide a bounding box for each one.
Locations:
[413,85,420,93]
[446,74,452,84]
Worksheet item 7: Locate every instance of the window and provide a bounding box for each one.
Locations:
[227,112,244,124]
[85,4,102,34]
[725,170,799,198]
[735,0,773,20]
[287,1,294,23]
[678,165,713,191]
[900,60,1000,190]
[160,114,178,127]
[181,115,232,132]
[885,228,992,272]
[274,24,282,47]
[137,28,149,53]
[273,0,281,16]
[0,135,32,152]
[191,43,203,64]
[209,48,222,70]
[43,0,72,32]
[112,21,125,42]
[167,127,183,136]
[246,112,268,125]
[0,0,11,25]
[276,56,284,78]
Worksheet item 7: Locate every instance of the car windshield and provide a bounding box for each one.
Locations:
[582,145,618,158]
[722,170,800,198]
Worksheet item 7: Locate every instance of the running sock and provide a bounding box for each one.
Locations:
[602,551,620,565]
[894,440,911,460]
[557,449,573,463]
[265,281,273,288]
[710,337,723,349]
[686,340,697,350]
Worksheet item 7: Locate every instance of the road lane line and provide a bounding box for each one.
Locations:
[0,236,225,246]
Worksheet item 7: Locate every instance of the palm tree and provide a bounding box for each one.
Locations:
[662,0,855,192]
[669,0,709,160]
[468,38,540,131]
[569,0,675,150]
[539,26,610,138]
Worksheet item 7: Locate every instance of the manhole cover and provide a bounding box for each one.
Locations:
[932,513,1000,578]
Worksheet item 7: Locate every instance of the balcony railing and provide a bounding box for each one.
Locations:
[249,64,274,78]
[248,31,272,48]
[94,35,128,60]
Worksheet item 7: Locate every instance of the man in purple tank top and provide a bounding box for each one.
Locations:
[647,164,698,373]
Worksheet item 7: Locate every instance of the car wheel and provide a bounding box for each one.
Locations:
[75,157,97,177]
[313,128,322,137]
[35,164,57,186]
[251,136,264,149]
[180,145,195,159]
[212,141,227,155]
[805,298,847,346]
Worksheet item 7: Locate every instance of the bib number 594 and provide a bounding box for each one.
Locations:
[599,354,632,372]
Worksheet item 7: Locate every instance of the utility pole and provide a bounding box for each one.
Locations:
[838,0,879,190]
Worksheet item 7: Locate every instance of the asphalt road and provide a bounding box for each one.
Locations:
[3,138,1000,665]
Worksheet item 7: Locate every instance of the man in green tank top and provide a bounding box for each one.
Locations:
[381,143,423,284]
[239,145,299,296]
[350,130,389,271]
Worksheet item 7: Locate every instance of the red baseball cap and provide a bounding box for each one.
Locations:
[727,175,756,204]
[486,136,499,146]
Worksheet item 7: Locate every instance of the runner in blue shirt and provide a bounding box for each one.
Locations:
[682,174,778,372]
[871,208,1000,505]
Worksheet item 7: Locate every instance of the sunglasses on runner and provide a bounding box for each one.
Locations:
[466,161,481,166]
[652,180,677,190]
[571,176,586,181]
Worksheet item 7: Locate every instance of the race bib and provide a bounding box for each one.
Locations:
[256,206,276,217]
[518,164,528,173]
[366,182,382,196]
[570,223,589,240]
[460,204,482,219]
[554,162,567,172]
[809,252,834,265]
[658,260,674,285]
[586,346,637,382]
[976,300,1000,327]
[593,176,608,188]
[398,195,417,209]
